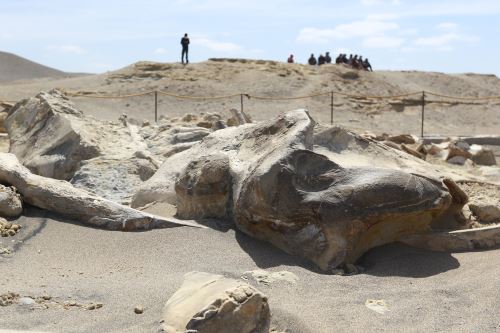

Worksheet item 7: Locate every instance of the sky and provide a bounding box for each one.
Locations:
[1,0,500,75]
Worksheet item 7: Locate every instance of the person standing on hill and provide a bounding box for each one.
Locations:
[181,33,190,64]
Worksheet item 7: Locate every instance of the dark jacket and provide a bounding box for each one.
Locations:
[181,37,190,48]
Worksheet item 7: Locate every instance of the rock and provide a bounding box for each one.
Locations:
[0,184,22,217]
[386,134,417,145]
[446,144,472,161]
[134,305,144,314]
[172,129,210,144]
[454,140,470,151]
[71,157,157,203]
[469,202,500,223]
[5,90,101,180]
[175,153,232,219]
[382,140,401,150]
[162,272,270,333]
[0,111,7,133]
[0,153,205,231]
[135,110,465,271]
[86,302,103,310]
[365,299,390,314]
[447,156,468,165]
[470,147,496,166]
[18,297,35,306]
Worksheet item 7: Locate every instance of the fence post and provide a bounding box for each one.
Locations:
[330,91,334,125]
[240,94,244,114]
[154,91,158,123]
[420,91,425,138]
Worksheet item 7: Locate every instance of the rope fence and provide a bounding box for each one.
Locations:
[2,88,500,137]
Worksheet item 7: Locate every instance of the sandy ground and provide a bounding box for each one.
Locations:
[0,208,499,333]
[1,59,500,332]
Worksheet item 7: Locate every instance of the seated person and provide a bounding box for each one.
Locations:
[318,54,326,65]
[308,54,317,65]
[287,54,294,63]
[325,52,332,64]
[363,58,373,71]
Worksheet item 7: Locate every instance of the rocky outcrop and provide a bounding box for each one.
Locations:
[0,184,22,217]
[162,272,270,333]
[134,110,466,271]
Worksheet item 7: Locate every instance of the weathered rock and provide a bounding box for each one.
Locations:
[386,134,417,145]
[0,111,7,133]
[5,90,100,180]
[0,184,22,217]
[0,153,204,230]
[447,156,468,165]
[446,144,472,161]
[162,272,270,333]
[234,149,454,270]
[469,202,500,223]
[71,157,157,204]
[135,110,466,271]
[470,146,497,166]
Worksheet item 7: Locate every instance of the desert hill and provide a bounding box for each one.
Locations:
[0,51,82,83]
[1,58,499,136]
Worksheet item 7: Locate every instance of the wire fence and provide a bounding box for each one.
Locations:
[2,88,500,138]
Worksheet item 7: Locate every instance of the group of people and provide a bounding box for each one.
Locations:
[286,52,372,71]
[180,32,373,71]
[335,53,372,71]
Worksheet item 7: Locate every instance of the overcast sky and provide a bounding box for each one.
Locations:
[1,0,499,74]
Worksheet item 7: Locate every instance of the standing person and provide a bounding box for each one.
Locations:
[308,54,317,65]
[325,52,332,64]
[287,54,294,63]
[181,33,190,64]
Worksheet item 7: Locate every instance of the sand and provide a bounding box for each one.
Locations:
[1,57,500,332]
[0,208,499,332]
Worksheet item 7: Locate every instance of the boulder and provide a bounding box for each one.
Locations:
[162,272,270,333]
[469,202,500,223]
[0,184,22,217]
[447,156,469,165]
[446,144,472,161]
[135,110,466,271]
[5,90,100,180]
[470,146,496,166]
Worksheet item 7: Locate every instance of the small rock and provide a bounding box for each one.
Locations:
[386,134,417,145]
[19,297,36,306]
[447,156,468,165]
[86,302,103,310]
[471,148,497,166]
[365,299,390,314]
[469,202,500,223]
[134,305,144,314]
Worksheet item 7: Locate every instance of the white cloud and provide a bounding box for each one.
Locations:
[437,22,458,31]
[413,32,479,52]
[154,48,168,54]
[194,37,242,52]
[296,19,399,43]
[363,36,405,48]
[47,44,86,54]
[361,0,401,6]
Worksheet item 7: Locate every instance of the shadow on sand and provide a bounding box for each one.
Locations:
[359,242,460,278]
[236,230,460,277]
[235,230,327,273]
